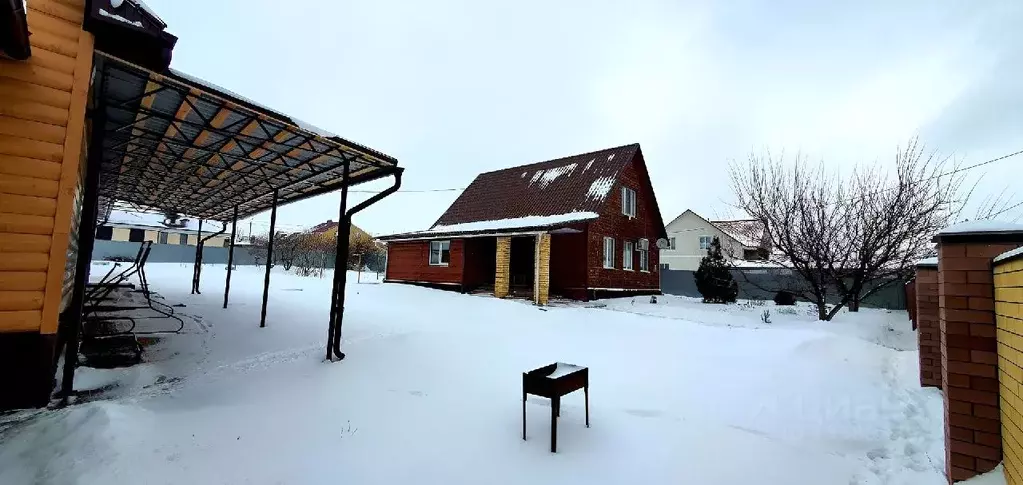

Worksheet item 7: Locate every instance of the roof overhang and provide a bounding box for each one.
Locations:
[0,0,31,60]
[91,51,401,222]
[380,221,590,242]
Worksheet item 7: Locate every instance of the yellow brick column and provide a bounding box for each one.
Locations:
[535,233,551,305]
[495,237,511,298]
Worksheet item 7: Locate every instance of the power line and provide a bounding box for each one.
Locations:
[987,199,1023,221]
[830,148,1023,207]
[348,188,464,194]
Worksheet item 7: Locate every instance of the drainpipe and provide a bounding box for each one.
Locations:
[327,168,403,360]
[0,0,31,61]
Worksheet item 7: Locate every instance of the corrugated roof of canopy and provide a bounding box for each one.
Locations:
[91,51,400,222]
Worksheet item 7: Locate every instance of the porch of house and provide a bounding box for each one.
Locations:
[461,230,587,304]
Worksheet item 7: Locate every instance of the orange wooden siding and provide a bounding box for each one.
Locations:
[0,0,92,334]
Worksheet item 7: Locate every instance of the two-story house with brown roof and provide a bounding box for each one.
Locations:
[379,143,667,303]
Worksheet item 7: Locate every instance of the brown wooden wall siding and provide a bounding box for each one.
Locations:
[0,0,92,333]
[462,237,496,291]
[385,240,465,285]
[586,157,661,291]
[550,230,587,296]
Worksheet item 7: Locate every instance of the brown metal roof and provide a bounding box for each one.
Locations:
[431,143,640,228]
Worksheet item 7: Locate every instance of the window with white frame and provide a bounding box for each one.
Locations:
[668,237,676,250]
[429,240,450,266]
[603,237,615,269]
[699,235,713,250]
[621,187,637,217]
[638,238,649,271]
[623,241,634,270]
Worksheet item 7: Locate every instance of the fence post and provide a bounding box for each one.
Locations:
[935,226,1023,483]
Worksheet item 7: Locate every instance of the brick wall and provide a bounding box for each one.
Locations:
[586,158,660,291]
[917,266,941,388]
[536,233,551,305]
[996,253,1023,485]
[495,237,510,298]
[940,239,1023,482]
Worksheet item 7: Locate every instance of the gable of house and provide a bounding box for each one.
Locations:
[431,144,642,229]
[662,210,744,259]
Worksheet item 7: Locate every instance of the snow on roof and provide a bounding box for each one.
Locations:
[528,163,578,190]
[938,220,1023,235]
[711,219,766,248]
[131,0,166,26]
[729,260,788,269]
[99,8,144,27]
[995,246,1023,264]
[166,70,340,141]
[106,210,224,233]
[586,175,616,202]
[916,257,939,267]
[584,159,595,172]
[428,211,599,234]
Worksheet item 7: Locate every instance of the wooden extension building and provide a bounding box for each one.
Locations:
[0,0,401,409]
[380,144,667,303]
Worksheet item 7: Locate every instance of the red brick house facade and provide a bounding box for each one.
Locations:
[380,144,667,302]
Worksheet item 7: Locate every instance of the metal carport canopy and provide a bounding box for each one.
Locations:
[90,50,401,223]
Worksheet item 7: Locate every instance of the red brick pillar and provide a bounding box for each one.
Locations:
[937,228,1023,483]
[917,262,941,388]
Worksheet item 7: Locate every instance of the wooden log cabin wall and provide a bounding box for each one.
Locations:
[0,0,94,408]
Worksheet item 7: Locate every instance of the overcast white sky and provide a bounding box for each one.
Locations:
[146,0,1023,236]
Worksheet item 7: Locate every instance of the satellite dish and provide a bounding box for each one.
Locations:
[110,0,124,8]
[655,238,669,249]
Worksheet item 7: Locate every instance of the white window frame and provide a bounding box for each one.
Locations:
[603,237,615,269]
[621,187,637,218]
[699,235,713,250]
[623,241,634,270]
[429,240,450,266]
[638,239,649,272]
[668,237,676,250]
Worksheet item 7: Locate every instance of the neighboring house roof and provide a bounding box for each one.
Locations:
[105,209,225,233]
[382,143,667,240]
[309,220,340,234]
[307,220,372,240]
[709,219,768,249]
[666,209,769,250]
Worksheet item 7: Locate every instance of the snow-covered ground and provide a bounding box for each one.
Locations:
[0,263,951,485]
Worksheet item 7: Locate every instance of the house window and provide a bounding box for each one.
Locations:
[638,239,649,271]
[429,240,450,266]
[621,187,637,218]
[660,263,670,270]
[128,228,145,242]
[668,237,676,250]
[96,226,113,240]
[179,234,188,245]
[699,235,713,250]
[603,237,615,269]
[158,232,169,244]
[623,241,634,270]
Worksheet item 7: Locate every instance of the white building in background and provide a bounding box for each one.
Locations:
[659,209,771,270]
[97,209,230,247]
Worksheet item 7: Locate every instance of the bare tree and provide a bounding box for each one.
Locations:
[730,139,964,320]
